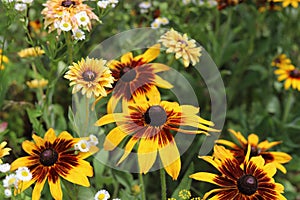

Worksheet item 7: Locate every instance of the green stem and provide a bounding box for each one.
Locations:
[139,173,146,200]
[66,32,73,65]
[282,91,294,123]
[160,168,167,200]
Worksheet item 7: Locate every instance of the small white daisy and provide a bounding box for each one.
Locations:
[59,20,72,32]
[97,0,109,8]
[73,29,86,40]
[3,174,17,188]
[4,188,12,198]
[94,189,110,200]
[151,19,161,29]
[108,0,118,7]
[75,140,90,152]
[16,167,32,181]
[139,1,151,9]
[0,163,11,173]
[88,134,99,146]
[14,3,27,11]
[157,17,169,25]
[75,11,90,27]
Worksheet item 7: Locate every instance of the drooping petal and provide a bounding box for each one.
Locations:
[228,129,247,146]
[49,177,62,200]
[104,127,128,151]
[137,135,158,174]
[32,177,47,200]
[215,139,240,149]
[150,63,171,73]
[262,163,277,177]
[117,137,139,165]
[189,172,225,186]
[153,74,173,89]
[135,44,160,63]
[258,140,281,151]
[94,113,125,126]
[107,94,122,114]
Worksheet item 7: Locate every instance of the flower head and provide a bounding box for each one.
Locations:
[94,189,110,200]
[216,129,292,173]
[190,145,287,199]
[0,141,11,163]
[64,57,114,98]
[26,79,49,89]
[3,174,17,188]
[16,167,32,182]
[0,163,11,173]
[73,29,85,40]
[0,49,9,70]
[274,64,300,91]
[4,188,12,198]
[10,128,98,200]
[216,0,243,10]
[74,139,90,152]
[271,54,291,68]
[18,47,45,58]
[159,29,202,68]
[273,0,300,7]
[179,189,191,199]
[95,90,218,180]
[41,0,99,34]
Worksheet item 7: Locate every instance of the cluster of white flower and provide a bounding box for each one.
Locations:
[1,165,32,198]
[94,189,121,200]
[97,0,119,9]
[12,0,34,11]
[151,17,169,29]
[74,134,99,152]
[139,1,151,13]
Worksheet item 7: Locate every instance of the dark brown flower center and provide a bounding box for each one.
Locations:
[144,105,167,126]
[250,146,260,157]
[289,69,300,78]
[61,0,76,7]
[120,67,136,82]
[82,70,96,81]
[178,39,188,46]
[40,149,58,166]
[237,174,258,195]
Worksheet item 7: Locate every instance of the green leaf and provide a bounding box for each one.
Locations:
[26,108,45,134]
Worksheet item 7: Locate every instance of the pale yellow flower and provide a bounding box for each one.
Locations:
[273,0,300,7]
[0,141,11,164]
[18,47,45,58]
[159,29,202,68]
[0,49,9,70]
[26,79,49,89]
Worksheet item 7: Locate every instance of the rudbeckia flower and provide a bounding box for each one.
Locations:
[95,88,218,180]
[216,129,292,173]
[271,54,291,68]
[64,57,114,98]
[17,47,45,58]
[105,44,173,113]
[190,145,287,200]
[159,29,201,68]
[0,141,11,163]
[273,0,300,7]
[274,64,300,91]
[10,128,98,200]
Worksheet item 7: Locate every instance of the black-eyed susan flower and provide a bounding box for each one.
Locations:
[95,89,218,180]
[26,79,49,89]
[189,145,287,200]
[271,54,291,68]
[274,64,300,91]
[10,128,98,200]
[215,0,243,10]
[216,129,292,173]
[17,47,45,58]
[0,49,9,70]
[159,29,202,68]
[106,44,173,113]
[273,0,300,7]
[41,0,99,34]
[0,141,11,163]
[64,57,114,98]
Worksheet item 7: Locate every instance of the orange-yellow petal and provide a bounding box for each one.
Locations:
[44,128,57,143]
[121,52,133,64]
[117,137,138,165]
[95,113,125,126]
[49,178,62,200]
[10,157,35,171]
[135,44,160,63]
[22,140,37,155]
[247,133,259,146]
[138,136,158,174]
[104,127,128,151]
[32,178,47,200]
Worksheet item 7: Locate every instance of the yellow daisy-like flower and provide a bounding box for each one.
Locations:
[26,79,49,89]
[18,47,45,58]
[41,0,99,34]
[0,49,9,70]
[273,0,300,7]
[216,129,292,173]
[95,89,218,180]
[0,141,11,164]
[64,57,114,98]
[216,0,243,10]
[190,145,287,200]
[10,128,98,200]
[274,64,300,91]
[159,29,202,68]
[271,54,291,68]
[258,1,282,12]
[106,44,173,113]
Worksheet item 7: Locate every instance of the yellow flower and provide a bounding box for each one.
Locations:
[64,57,114,98]
[159,29,202,68]
[26,79,49,89]
[273,0,300,7]
[274,64,300,91]
[0,49,9,70]
[216,129,292,173]
[106,44,173,113]
[41,0,99,34]
[18,47,45,58]
[190,145,287,200]
[10,128,98,200]
[0,141,11,164]
[178,189,191,199]
[271,54,291,68]
[216,0,243,10]
[95,89,218,180]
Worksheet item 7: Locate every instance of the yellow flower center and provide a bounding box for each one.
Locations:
[8,177,16,185]
[21,171,29,177]
[40,149,58,166]
[237,174,258,195]
[144,105,167,126]
[98,193,106,200]
[80,17,86,22]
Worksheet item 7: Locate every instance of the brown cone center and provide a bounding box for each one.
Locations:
[237,174,258,195]
[40,149,58,166]
[144,105,167,126]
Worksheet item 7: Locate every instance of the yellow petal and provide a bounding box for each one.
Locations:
[121,52,133,64]
[153,74,173,89]
[138,137,158,174]
[22,140,38,155]
[213,145,234,161]
[215,139,240,149]
[107,95,122,114]
[274,162,287,174]
[49,177,62,200]
[32,134,45,148]
[248,133,259,146]
[189,172,219,185]
[263,163,277,177]
[158,139,181,180]
[104,127,128,151]
[57,131,73,140]
[44,128,57,143]
[228,129,247,146]
[150,63,170,73]
[32,178,47,200]
[94,113,125,126]
[248,155,265,169]
[146,86,161,105]
[78,145,99,159]
[257,140,281,150]
[10,157,35,171]
[135,44,160,63]
[16,178,36,195]
[117,137,138,165]
[268,152,292,163]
